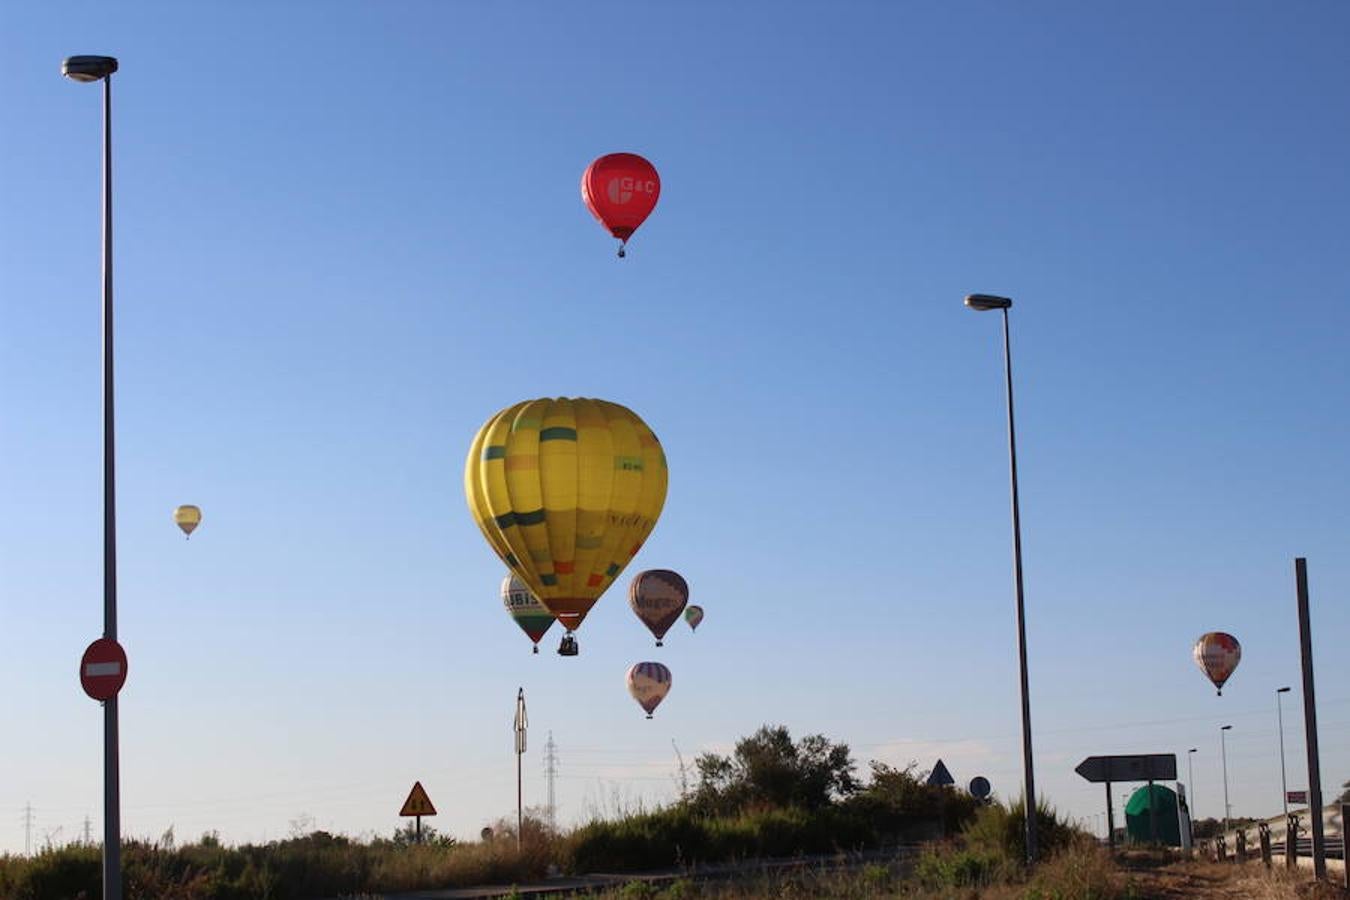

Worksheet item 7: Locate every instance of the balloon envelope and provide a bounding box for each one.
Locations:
[684,605,704,631]
[465,398,668,632]
[501,573,556,648]
[173,504,201,537]
[627,661,672,717]
[629,570,688,644]
[1193,632,1241,694]
[581,153,660,245]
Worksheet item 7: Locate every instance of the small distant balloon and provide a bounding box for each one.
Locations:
[1193,632,1241,695]
[173,505,201,539]
[626,662,672,719]
[581,153,661,258]
[501,573,556,654]
[629,570,688,646]
[684,605,704,632]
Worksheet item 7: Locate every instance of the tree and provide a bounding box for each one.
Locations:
[1336,780,1350,805]
[692,724,857,814]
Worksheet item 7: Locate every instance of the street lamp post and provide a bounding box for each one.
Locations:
[1187,748,1198,821]
[964,293,1037,864]
[62,53,122,900]
[1220,725,1233,833]
[1276,687,1291,817]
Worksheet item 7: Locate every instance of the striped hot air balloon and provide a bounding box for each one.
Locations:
[1193,632,1241,695]
[626,661,672,719]
[465,398,668,654]
[501,573,556,654]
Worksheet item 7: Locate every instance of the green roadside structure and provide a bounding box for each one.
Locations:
[1125,784,1181,846]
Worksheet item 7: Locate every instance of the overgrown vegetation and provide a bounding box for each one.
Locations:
[0,723,1084,899]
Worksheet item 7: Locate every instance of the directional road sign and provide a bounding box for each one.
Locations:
[1074,754,1176,784]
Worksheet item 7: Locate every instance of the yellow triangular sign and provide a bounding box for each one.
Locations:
[399,780,437,817]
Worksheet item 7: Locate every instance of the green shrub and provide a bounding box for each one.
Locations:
[914,845,1005,887]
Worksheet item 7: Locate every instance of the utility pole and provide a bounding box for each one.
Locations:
[84,815,93,846]
[1294,558,1327,879]
[513,688,527,852]
[23,803,34,856]
[543,731,559,831]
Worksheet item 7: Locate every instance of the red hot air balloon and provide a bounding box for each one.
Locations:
[1193,632,1242,695]
[581,153,661,257]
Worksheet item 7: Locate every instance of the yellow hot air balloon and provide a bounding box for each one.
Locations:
[173,504,202,539]
[465,398,668,654]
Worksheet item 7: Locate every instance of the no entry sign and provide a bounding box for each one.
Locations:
[80,637,127,702]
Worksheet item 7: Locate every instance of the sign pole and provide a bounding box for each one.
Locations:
[1147,778,1158,843]
[415,815,421,845]
[1105,782,1114,850]
[1294,558,1326,879]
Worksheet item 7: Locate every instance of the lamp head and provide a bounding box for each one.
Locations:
[62,56,119,83]
[1277,686,1291,693]
[965,293,1013,311]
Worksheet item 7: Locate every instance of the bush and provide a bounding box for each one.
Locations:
[914,845,1008,887]
[963,797,1081,863]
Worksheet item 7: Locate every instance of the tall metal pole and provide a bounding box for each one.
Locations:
[1294,558,1326,879]
[100,70,122,900]
[1277,688,1291,817]
[1187,749,1197,822]
[63,53,122,900]
[514,688,527,853]
[999,308,1037,864]
[1220,726,1232,833]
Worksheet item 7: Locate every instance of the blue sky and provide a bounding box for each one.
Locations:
[2,2,1349,852]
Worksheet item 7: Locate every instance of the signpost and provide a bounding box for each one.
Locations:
[80,638,128,702]
[1286,790,1308,805]
[1076,754,1177,849]
[969,776,991,800]
[399,781,436,843]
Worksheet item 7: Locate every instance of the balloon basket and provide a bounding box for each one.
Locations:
[617,244,626,259]
[646,714,653,720]
[655,640,663,647]
[532,646,539,655]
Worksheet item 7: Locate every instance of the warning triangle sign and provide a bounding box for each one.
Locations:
[926,759,955,787]
[399,781,437,817]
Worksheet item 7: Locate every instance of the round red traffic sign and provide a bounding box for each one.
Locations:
[80,637,127,702]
